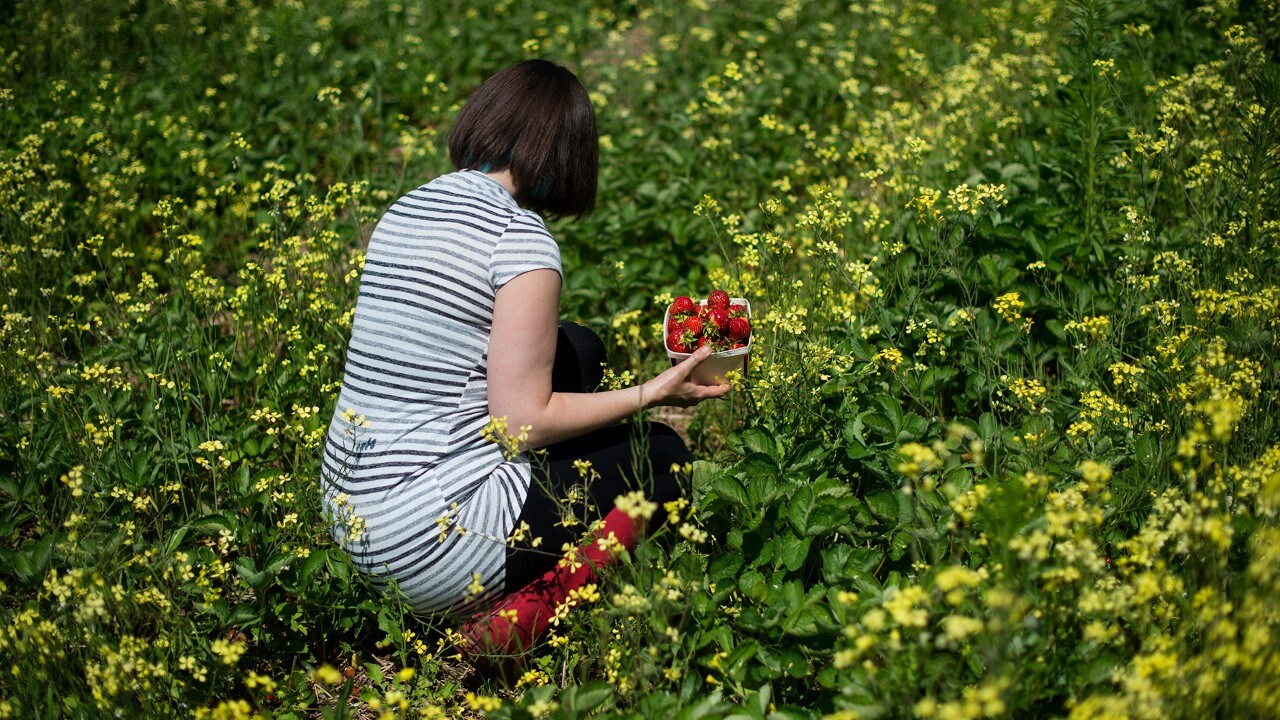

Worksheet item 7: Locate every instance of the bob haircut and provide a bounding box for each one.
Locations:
[448,59,598,219]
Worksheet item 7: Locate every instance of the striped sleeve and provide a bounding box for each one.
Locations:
[488,211,561,290]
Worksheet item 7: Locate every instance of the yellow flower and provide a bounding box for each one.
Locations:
[992,292,1024,323]
[874,347,904,371]
[615,490,657,520]
[313,664,342,685]
[897,442,939,477]
[210,638,246,665]
[465,692,503,712]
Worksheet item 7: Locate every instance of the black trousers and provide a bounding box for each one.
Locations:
[503,322,692,594]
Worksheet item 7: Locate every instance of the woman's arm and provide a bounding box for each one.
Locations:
[487,268,730,449]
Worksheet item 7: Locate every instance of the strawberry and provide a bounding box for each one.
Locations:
[666,332,691,353]
[670,296,696,319]
[707,307,730,334]
[707,289,731,311]
[731,341,747,349]
[728,316,751,341]
[696,335,711,349]
[729,302,748,318]
[667,315,706,354]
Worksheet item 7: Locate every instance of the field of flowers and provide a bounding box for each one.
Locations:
[2,0,1279,717]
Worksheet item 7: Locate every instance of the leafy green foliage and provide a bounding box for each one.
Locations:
[1,0,1279,718]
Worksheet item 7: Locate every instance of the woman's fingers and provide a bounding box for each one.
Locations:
[679,352,733,403]
[675,346,713,378]
[646,346,734,407]
[697,382,733,400]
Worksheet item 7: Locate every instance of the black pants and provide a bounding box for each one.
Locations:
[503,322,692,594]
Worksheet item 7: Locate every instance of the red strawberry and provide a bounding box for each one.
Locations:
[728,316,751,341]
[667,315,684,334]
[729,303,748,318]
[707,307,730,334]
[707,289,730,311]
[667,316,705,353]
[696,336,712,349]
[731,341,747,349]
[670,296,696,318]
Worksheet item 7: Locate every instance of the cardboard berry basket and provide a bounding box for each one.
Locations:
[664,298,751,386]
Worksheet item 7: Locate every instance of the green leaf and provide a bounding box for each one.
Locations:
[865,492,898,522]
[377,606,402,642]
[779,535,811,572]
[235,557,267,590]
[843,416,866,445]
[745,534,774,569]
[822,546,886,586]
[782,586,830,638]
[978,412,999,445]
[562,681,613,715]
[860,412,895,439]
[9,551,33,585]
[187,512,239,536]
[787,486,814,535]
[1086,654,1120,684]
[709,552,744,584]
[901,412,929,438]
[227,603,262,627]
[874,396,905,431]
[710,473,749,510]
[724,641,759,683]
[739,570,767,602]
[636,693,681,719]
[328,551,352,581]
[697,626,734,652]
[740,427,779,460]
[821,545,854,584]
[265,552,292,578]
[845,441,872,461]
[888,531,911,561]
[12,535,54,585]
[786,440,827,471]
[845,568,882,595]
[298,548,328,583]
[849,547,884,573]
[162,527,188,555]
[805,502,849,537]
[896,489,913,528]
[738,454,779,508]
[674,690,729,720]
[778,648,808,679]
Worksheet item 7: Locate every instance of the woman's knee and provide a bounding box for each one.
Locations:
[552,322,607,393]
[645,422,693,470]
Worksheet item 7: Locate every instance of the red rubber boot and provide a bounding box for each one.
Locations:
[457,507,643,669]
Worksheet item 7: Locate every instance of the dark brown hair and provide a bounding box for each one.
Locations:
[448,59,598,218]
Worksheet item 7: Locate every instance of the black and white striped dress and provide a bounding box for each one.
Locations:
[321,169,561,615]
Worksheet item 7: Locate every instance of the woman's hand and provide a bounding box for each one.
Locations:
[641,346,733,408]
[489,271,731,447]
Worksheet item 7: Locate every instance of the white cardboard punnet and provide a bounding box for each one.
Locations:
[664,297,752,386]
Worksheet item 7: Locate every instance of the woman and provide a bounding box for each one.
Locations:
[321,59,728,659]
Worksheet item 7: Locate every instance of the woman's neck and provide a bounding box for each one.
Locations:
[484,169,516,197]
